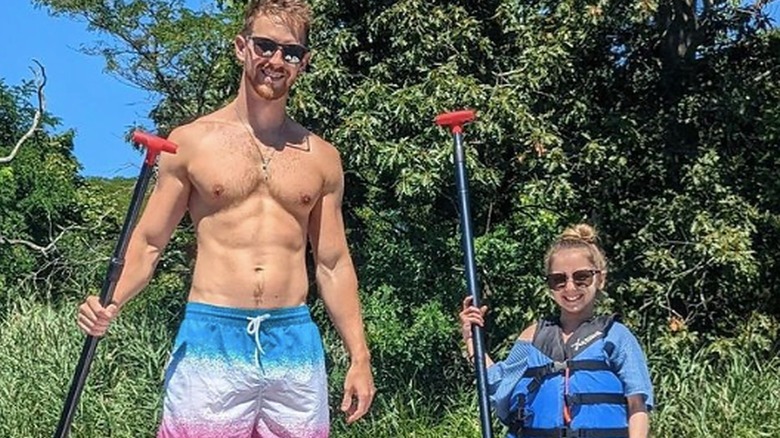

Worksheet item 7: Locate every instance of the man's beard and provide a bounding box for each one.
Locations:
[249,69,288,101]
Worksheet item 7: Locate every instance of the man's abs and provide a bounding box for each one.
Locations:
[188,242,310,309]
[186,200,313,309]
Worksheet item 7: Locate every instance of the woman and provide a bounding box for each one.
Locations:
[460,224,653,438]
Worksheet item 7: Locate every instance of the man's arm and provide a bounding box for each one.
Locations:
[77,127,192,337]
[308,148,375,424]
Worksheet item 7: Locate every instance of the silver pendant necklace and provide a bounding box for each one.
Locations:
[234,105,285,180]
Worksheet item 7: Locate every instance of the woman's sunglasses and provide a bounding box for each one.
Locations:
[246,36,309,65]
[546,269,601,291]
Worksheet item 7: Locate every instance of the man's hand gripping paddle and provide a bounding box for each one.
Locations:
[435,110,493,438]
[54,131,178,438]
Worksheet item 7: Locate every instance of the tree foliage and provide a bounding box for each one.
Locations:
[9,0,780,434]
[0,78,82,304]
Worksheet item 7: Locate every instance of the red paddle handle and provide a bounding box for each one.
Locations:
[434,109,476,134]
[132,130,178,165]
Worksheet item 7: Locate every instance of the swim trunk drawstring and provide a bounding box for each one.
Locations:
[246,314,271,367]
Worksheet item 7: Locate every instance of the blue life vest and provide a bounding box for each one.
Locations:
[507,315,628,438]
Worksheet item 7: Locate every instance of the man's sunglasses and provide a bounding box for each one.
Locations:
[246,36,309,65]
[546,269,601,291]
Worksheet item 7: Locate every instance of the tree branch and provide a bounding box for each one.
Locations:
[0,226,68,255]
[0,61,47,164]
[0,212,110,256]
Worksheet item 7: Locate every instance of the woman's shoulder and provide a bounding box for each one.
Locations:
[517,323,538,342]
[604,319,647,354]
[517,315,563,343]
[605,319,637,338]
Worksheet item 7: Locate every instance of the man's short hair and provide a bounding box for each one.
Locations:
[242,0,312,45]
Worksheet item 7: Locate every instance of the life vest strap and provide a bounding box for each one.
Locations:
[564,392,627,406]
[567,360,613,371]
[524,359,612,378]
[524,360,613,392]
[519,427,629,437]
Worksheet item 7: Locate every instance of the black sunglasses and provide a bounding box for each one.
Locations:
[246,36,309,65]
[546,269,601,291]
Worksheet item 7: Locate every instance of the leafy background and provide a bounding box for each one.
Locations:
[1,0,779,436]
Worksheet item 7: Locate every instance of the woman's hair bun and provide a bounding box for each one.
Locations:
[559,223,598,245]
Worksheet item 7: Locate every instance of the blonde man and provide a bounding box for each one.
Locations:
[77,1,375,436]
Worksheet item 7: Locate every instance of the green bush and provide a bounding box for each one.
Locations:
[3,0,779,436]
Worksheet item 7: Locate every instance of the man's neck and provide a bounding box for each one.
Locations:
[235,82,288,137]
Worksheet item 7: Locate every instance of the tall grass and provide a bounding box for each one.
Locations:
[2,297,779,437]
[652,347,780,437]
[331,390,488,438]
[0,297,172,438]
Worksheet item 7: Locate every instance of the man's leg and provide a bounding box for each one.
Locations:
[157,303,261,438]
[254,307,330,438]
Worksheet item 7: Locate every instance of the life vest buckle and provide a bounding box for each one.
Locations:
[559,428,582,438]
[550,360,569,373]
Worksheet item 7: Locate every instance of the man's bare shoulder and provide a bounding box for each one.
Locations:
[309,133,341,161]
[287,120,339,158]
[168,111,235,152]
[309,132,343,189]
[287,120,342,180]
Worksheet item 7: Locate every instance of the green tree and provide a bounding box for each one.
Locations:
[30,0,780,434]
[0,71,83,308]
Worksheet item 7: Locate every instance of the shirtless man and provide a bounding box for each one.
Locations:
[76,1,375,436]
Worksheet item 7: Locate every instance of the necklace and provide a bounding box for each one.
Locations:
[234,105,286,180]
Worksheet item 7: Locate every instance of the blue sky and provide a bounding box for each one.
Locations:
[1,1,158,177]
[1,1,778,178]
